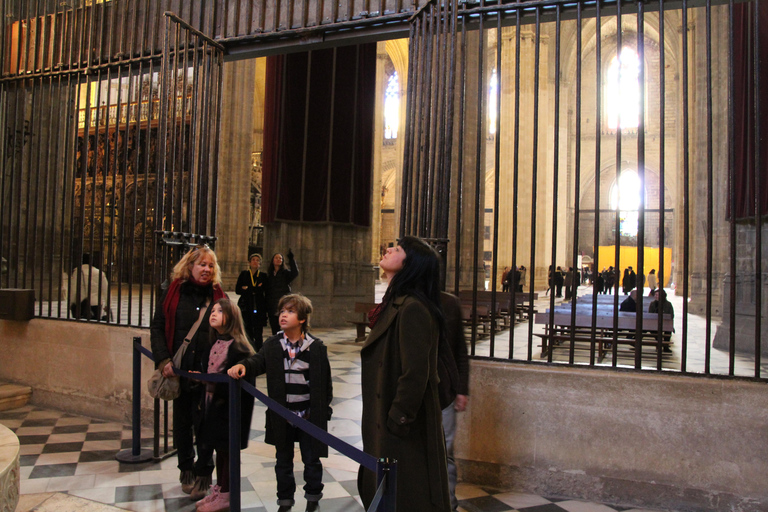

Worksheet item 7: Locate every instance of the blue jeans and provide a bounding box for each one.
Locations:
[442,401,458,511]
[274,424,324,506]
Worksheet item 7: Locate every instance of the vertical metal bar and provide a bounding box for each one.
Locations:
[453,12,467,296]
[209,49,224,236]
[590,0,603,367]
[611,0,622,368]
[129,64,145,325]
[228,378,242,512]
[726,0,736,378]
[635,0,647,369]
[548,4,565,362]
[258,0,267,33]
[400,19,418,236]
[526,7,550,363]
[471,2,485,351]
[142,60,157,326]
[156,15,171,237]
[569,1,583,365]
[657,0,667,370]
[510,5,522,358]
[681,0,693,373]
[440,0,457,243]
[489,6,502,355]
[752,0,762,378]
[704,0,714,373]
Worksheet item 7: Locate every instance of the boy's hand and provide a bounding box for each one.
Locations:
[228,364,246,379]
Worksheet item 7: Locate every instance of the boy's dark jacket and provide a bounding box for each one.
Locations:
[240,332,333,457]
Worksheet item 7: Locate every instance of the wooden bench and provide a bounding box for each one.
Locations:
[347,302,378,342]
[459,290,539,327]
[534,307,674,361]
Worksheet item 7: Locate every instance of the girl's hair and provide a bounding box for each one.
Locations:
[278,293,313,333]
[170,245,222,285]
[649,268,656,274]
[383,236,444,328]
[270,253,287,273]
[209,298,255,355]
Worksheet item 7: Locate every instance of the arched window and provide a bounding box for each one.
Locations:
[605,47,640,130]
[384,71,399,140]
[610,169,643,237]
[488,68,498,135]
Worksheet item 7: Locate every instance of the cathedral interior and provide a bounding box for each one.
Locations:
[0,0,767,511]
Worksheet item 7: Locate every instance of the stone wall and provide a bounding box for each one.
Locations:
[0,319,153,424]
[456,360,768,512]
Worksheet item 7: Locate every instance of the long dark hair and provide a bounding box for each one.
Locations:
[383,236,444,327]
[209,298,255,356]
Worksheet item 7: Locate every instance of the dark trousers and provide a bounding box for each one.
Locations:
[269,313,281,335]
[173,388,214,476]
[241,311,264,351]
[275,424,324,504]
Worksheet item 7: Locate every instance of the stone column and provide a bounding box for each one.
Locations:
[215,59,256,289]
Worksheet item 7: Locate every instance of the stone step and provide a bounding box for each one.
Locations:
[0,382,32,412]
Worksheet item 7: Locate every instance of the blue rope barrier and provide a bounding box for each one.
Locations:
[135,340,378,471]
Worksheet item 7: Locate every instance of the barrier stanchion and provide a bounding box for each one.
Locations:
[116,337,153,463]
[371,458,397,512]
[228,377,242,512]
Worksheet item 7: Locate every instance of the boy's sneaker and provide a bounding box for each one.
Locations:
[306,502,320,512]
[190,475,212,501]
[195,485,221,507]
[197,490,230,512]
[180,470,195,494]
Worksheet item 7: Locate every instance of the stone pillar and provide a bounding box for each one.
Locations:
[216,59,256,289]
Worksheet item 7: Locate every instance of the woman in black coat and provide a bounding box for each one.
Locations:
[150,245,226,497]
[266,250,299,334]
[235,253,268,350]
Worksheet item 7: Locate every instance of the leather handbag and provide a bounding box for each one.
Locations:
[147,298,210,400]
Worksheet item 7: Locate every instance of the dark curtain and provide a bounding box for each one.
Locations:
[731,2,768,220]
[262,44,375,227]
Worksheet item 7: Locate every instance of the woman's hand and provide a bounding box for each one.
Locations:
[161,361,175,378]
[228,364,246,379]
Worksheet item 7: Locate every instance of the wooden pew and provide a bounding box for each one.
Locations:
[347,302,378,342]
[534,306,674,362]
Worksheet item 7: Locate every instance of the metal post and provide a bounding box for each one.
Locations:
[228,377,242,512]
[116,337,153,463]
[375,457,397,512]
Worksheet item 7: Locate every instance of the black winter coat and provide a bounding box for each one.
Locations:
[150,280,217,390]
[265,256,299,316]
[198,339,256,450]
[240,333,333,456]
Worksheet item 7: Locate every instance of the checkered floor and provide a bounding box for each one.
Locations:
[4,325,666,512]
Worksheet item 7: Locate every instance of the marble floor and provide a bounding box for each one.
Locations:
[3,323,667,512]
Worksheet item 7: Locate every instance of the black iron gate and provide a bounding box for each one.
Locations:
[0,2,223,327]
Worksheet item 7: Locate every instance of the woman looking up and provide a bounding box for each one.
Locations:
[357,236,451,511]
[150,245,226,500]
[266,250,299,334]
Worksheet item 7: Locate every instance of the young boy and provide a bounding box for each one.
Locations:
[228,293,333,512]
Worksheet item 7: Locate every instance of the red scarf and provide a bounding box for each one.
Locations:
[163,278,226,354]
[368,301,386,328]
